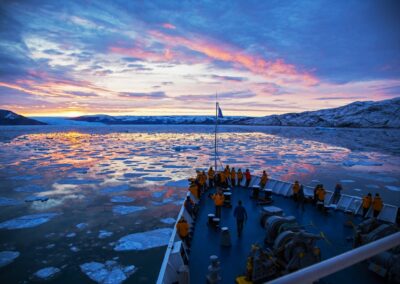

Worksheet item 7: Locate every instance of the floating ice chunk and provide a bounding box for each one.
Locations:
[366,185,379,189]
[123,173,146,178]
[112,205,146,215]
[80,261,136,284]
[164,179,189,188]
[66,232,76,238]
[34,267,61,280]
[98,230,114,239]
[340,180,355,183]
[0,251,20,268]
[110,196,135,203]
[70,246,80,252]
[46,244,55,249]
[353,188,362,192]
[10,175,41,181]
[114,228,173,251]
[25,195,49,202]
[101,184,130,194]
[143,176,171,182]
[385,185,400,192]
[76,223,88,230]
[0,197,22,206]
[160,218,176,225]
[342,160,383,167]
[0,213,60,230]
[173,145,200,151]
[152,191,165,198]
[14,185,46,193]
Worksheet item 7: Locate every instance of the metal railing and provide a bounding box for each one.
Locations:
[267,232,400,284]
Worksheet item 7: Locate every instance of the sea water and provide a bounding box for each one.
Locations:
[0,125,399,283]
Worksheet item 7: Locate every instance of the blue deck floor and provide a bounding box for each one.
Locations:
[189,186,384,284]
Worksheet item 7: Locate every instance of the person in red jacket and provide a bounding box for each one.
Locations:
[245,169,251,187]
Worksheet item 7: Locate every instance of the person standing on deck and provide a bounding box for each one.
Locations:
[208,167,215,188]
[212,190,225,218]
[292,181,300,201]
[372,193,383,218]
[297,184,305,210]
[198,172,206,195]
[362,193,372,218]
[314,184,321,205]
[260,171,268,189]
[237,169,243,186]
[219,171,227,188]
[332,184,343,204]
[245,169,252,187]
[176,216,190,246]
[317,185,326,210]
[231,167,236,187]
[201,171,208,191]
[224,165,231,185]
[233,200,248,237]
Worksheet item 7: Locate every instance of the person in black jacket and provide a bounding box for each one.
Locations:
[233,200,248,237]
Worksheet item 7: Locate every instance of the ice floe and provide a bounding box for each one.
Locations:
[342,160,383,167]
[123,173,146,178]
[57,178,102,185]
[173,145,200,151]
[0,197,22,206]
[0,213,60,230]
[34,267,61,280]
[66,232,76,238]
[160,218,176,225]
[114,228,173,251]
[0,251,20,268]
[112,205,146,215]
[98,230,114,239]
[25,195,49,202]
[385,185,400,192]
[80,260,136,284]
[100,184,130,194]
[143,176,171,182]
[76,223,88,230]
[110,196,135,203]
[14,184,46,193]
[164,179,189,188]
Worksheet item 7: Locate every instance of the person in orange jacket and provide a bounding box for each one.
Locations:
[292,181,300,202]
[208,167,215,188]
[212,189,225,218]
[362,193,372,218]
[260,171,268,189]
[372,193,383,218]
[176,216,190,246]
[231,167,236,187]
[317,185,326,210]
[245,169,251,187]
[237,169,243,186]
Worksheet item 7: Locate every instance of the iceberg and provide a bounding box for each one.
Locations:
[0,251,20,268]
[0,213,60,230]
[80,260,136,284]
[34,267,61,280]
[114,228,173,251]
[112,205,146,215]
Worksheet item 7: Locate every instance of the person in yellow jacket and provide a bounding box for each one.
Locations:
[189,181,200,199]
[219,171,227,188]
[224,165,230,176]
[317,185,326,210]
[372,193,383,218]
[231,168,236,187]
[176,216,190,245]
[212,190,225,218]
[362,193,372,218]
[260,171,268,189]
[292,181,300,202]
[237,169,243,186]
[208,167,215,188]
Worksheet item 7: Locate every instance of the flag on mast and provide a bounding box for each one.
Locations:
[217,103,224,118]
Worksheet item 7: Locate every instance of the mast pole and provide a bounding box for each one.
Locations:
[214,92,218,172]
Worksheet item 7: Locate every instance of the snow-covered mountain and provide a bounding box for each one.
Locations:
[70,115,250,125]
[242,97,400,128]
[0,110,47,125]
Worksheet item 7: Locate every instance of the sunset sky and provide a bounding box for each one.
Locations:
[0,0,399,117]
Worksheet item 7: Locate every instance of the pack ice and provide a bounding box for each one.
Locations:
[114,228,173,251]
[0,213,60,229]
[80,260,136,284]
[34,267,61,280]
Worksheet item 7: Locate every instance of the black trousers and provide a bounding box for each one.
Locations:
[373,210,380,218]
[209,178,214,188]
[246,179,251,187]
[215,205,222,218]
[238,178,243,186]
[236,219,244,236]
[362,207,369,217]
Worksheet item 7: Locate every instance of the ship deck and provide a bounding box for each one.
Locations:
[189,185,384,284]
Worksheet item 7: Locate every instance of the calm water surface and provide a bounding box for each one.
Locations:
[0,125,399,283]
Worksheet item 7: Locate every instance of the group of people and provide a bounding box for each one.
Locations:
[207,165,253,188]
[362,193,383,218]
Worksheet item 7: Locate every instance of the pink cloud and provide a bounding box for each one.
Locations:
[162,23,176,30]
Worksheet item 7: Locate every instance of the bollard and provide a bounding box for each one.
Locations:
[212,217,220,228]
[220,227,232,247]
[223,192,232,207]
[206,255,221,284]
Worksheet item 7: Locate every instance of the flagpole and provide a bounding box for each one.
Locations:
[215,92,218,172]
